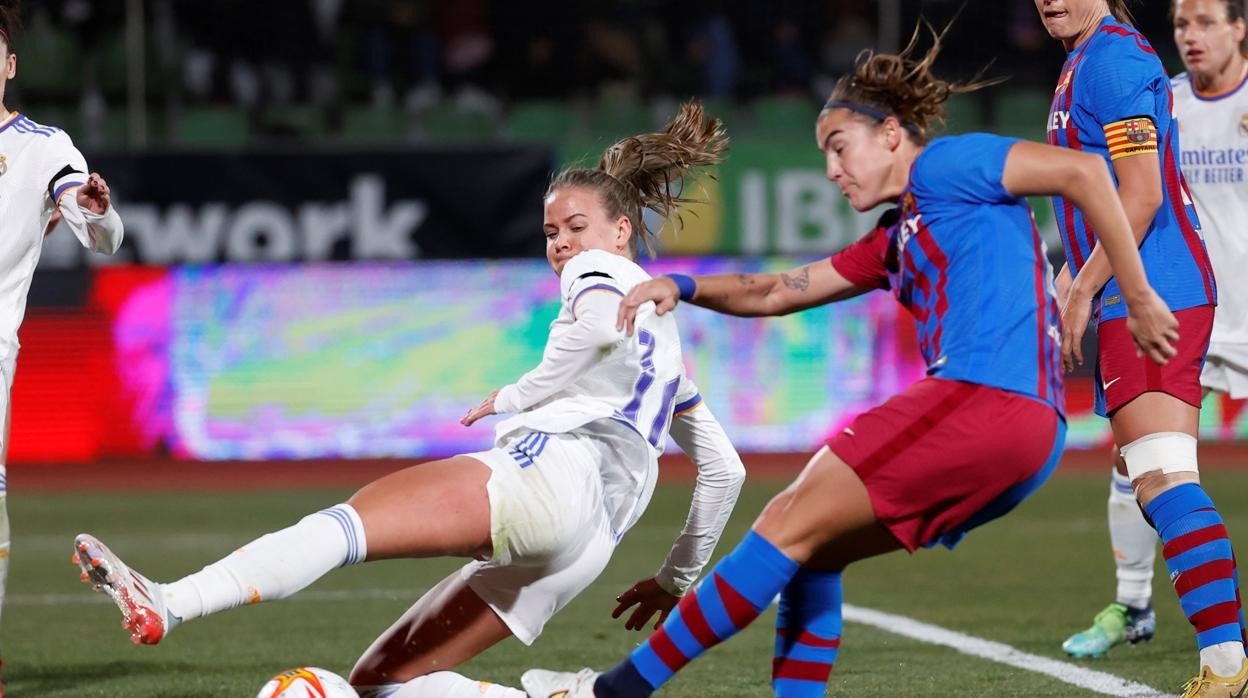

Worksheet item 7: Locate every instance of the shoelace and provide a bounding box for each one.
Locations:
[1181,669,1212,698]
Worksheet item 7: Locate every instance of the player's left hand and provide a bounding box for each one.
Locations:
[612,577,680,631]
[1060,292,1094,373]
[76,172,111,214]
[461,389,499,426]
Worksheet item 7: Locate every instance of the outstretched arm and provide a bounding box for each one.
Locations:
[615,211,898,335]
[654,398,745,592]
[463,287,624,425]
[613,387,745,630]
[613,262,861,337]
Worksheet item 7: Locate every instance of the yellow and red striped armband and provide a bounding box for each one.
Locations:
[1103,117,1158,161]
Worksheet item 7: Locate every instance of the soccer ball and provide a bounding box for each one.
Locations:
[256,667,358,698]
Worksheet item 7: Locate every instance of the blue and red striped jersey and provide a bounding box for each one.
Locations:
[832,134,1064,414]
[1046,15,1215,322]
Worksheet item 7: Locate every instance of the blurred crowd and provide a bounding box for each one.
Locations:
[6,0,1181,146]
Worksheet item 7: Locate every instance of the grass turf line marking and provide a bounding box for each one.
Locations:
[843,604,1175,698]
[23,589,1175,696]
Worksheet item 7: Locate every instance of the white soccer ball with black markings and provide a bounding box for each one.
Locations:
[256,667,358,698]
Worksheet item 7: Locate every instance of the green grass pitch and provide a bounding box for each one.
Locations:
[5,469,1246,696]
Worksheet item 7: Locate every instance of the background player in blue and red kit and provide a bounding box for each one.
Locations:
[1060,0,1248,675]
[1039,0,1248,689]
[520,26,1179,698]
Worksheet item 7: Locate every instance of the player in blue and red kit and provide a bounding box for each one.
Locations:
[519,26,1179,698]
[1040,1,1248,690]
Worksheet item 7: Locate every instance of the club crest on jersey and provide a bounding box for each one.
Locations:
[1124,119,1150,144]
[1239,113,1248,138]
[0,154,6,177]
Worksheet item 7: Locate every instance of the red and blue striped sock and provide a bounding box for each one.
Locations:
[773,569,842,697]
[594,530,798,698]
[1145,483,1245,651]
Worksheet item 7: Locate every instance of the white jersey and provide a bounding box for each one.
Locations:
[0,111,123,370]
[494,249,692,448]
[1172,73,1248,356]
[492,249,705,556]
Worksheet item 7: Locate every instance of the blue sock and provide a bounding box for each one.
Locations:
[1146,484,1244,650]
[595,530,799,697]
[773,569,842,697]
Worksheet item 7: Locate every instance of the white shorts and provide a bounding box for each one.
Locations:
[460,429,617,645]
[1201,352,1248,399]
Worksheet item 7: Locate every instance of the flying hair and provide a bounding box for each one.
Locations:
[548,101,729,258]
[824,19,1003,145]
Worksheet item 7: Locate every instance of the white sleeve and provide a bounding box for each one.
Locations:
[493,279,624,413]
[57,192,124,254]
[653,377,746,595]
[45,131,124,254]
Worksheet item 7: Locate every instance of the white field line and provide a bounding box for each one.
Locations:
[843,604,1177,698]
[21,589,1176,696]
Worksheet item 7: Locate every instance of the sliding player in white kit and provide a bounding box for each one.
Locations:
[72,103,745,698]
[0,1,124,690]
[1061,0,1248,663]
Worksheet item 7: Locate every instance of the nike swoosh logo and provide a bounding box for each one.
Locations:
[1102,377,1122,391]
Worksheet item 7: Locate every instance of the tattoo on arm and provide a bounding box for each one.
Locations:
[780,266,810,292]
[735,273,757,288]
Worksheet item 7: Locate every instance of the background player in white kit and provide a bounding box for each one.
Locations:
[1062,0,1248,660]
[71,103,746,698]
[0,0,124,689]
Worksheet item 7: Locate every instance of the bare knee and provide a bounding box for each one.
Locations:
[1133,470,1200,508]
[348,657,395,688]
[349,576,507,685]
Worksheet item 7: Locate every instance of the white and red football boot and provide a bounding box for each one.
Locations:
[73,533,176,645]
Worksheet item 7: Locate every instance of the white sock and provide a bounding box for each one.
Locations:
[1200,641,1247,677]
[163,504,366,622]
[359,671,525,698]
[1108,470,1156,609]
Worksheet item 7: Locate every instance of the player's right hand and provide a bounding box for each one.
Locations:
[1125,287,1179,366]
[461,389,500,427]
[616,278,679,336]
